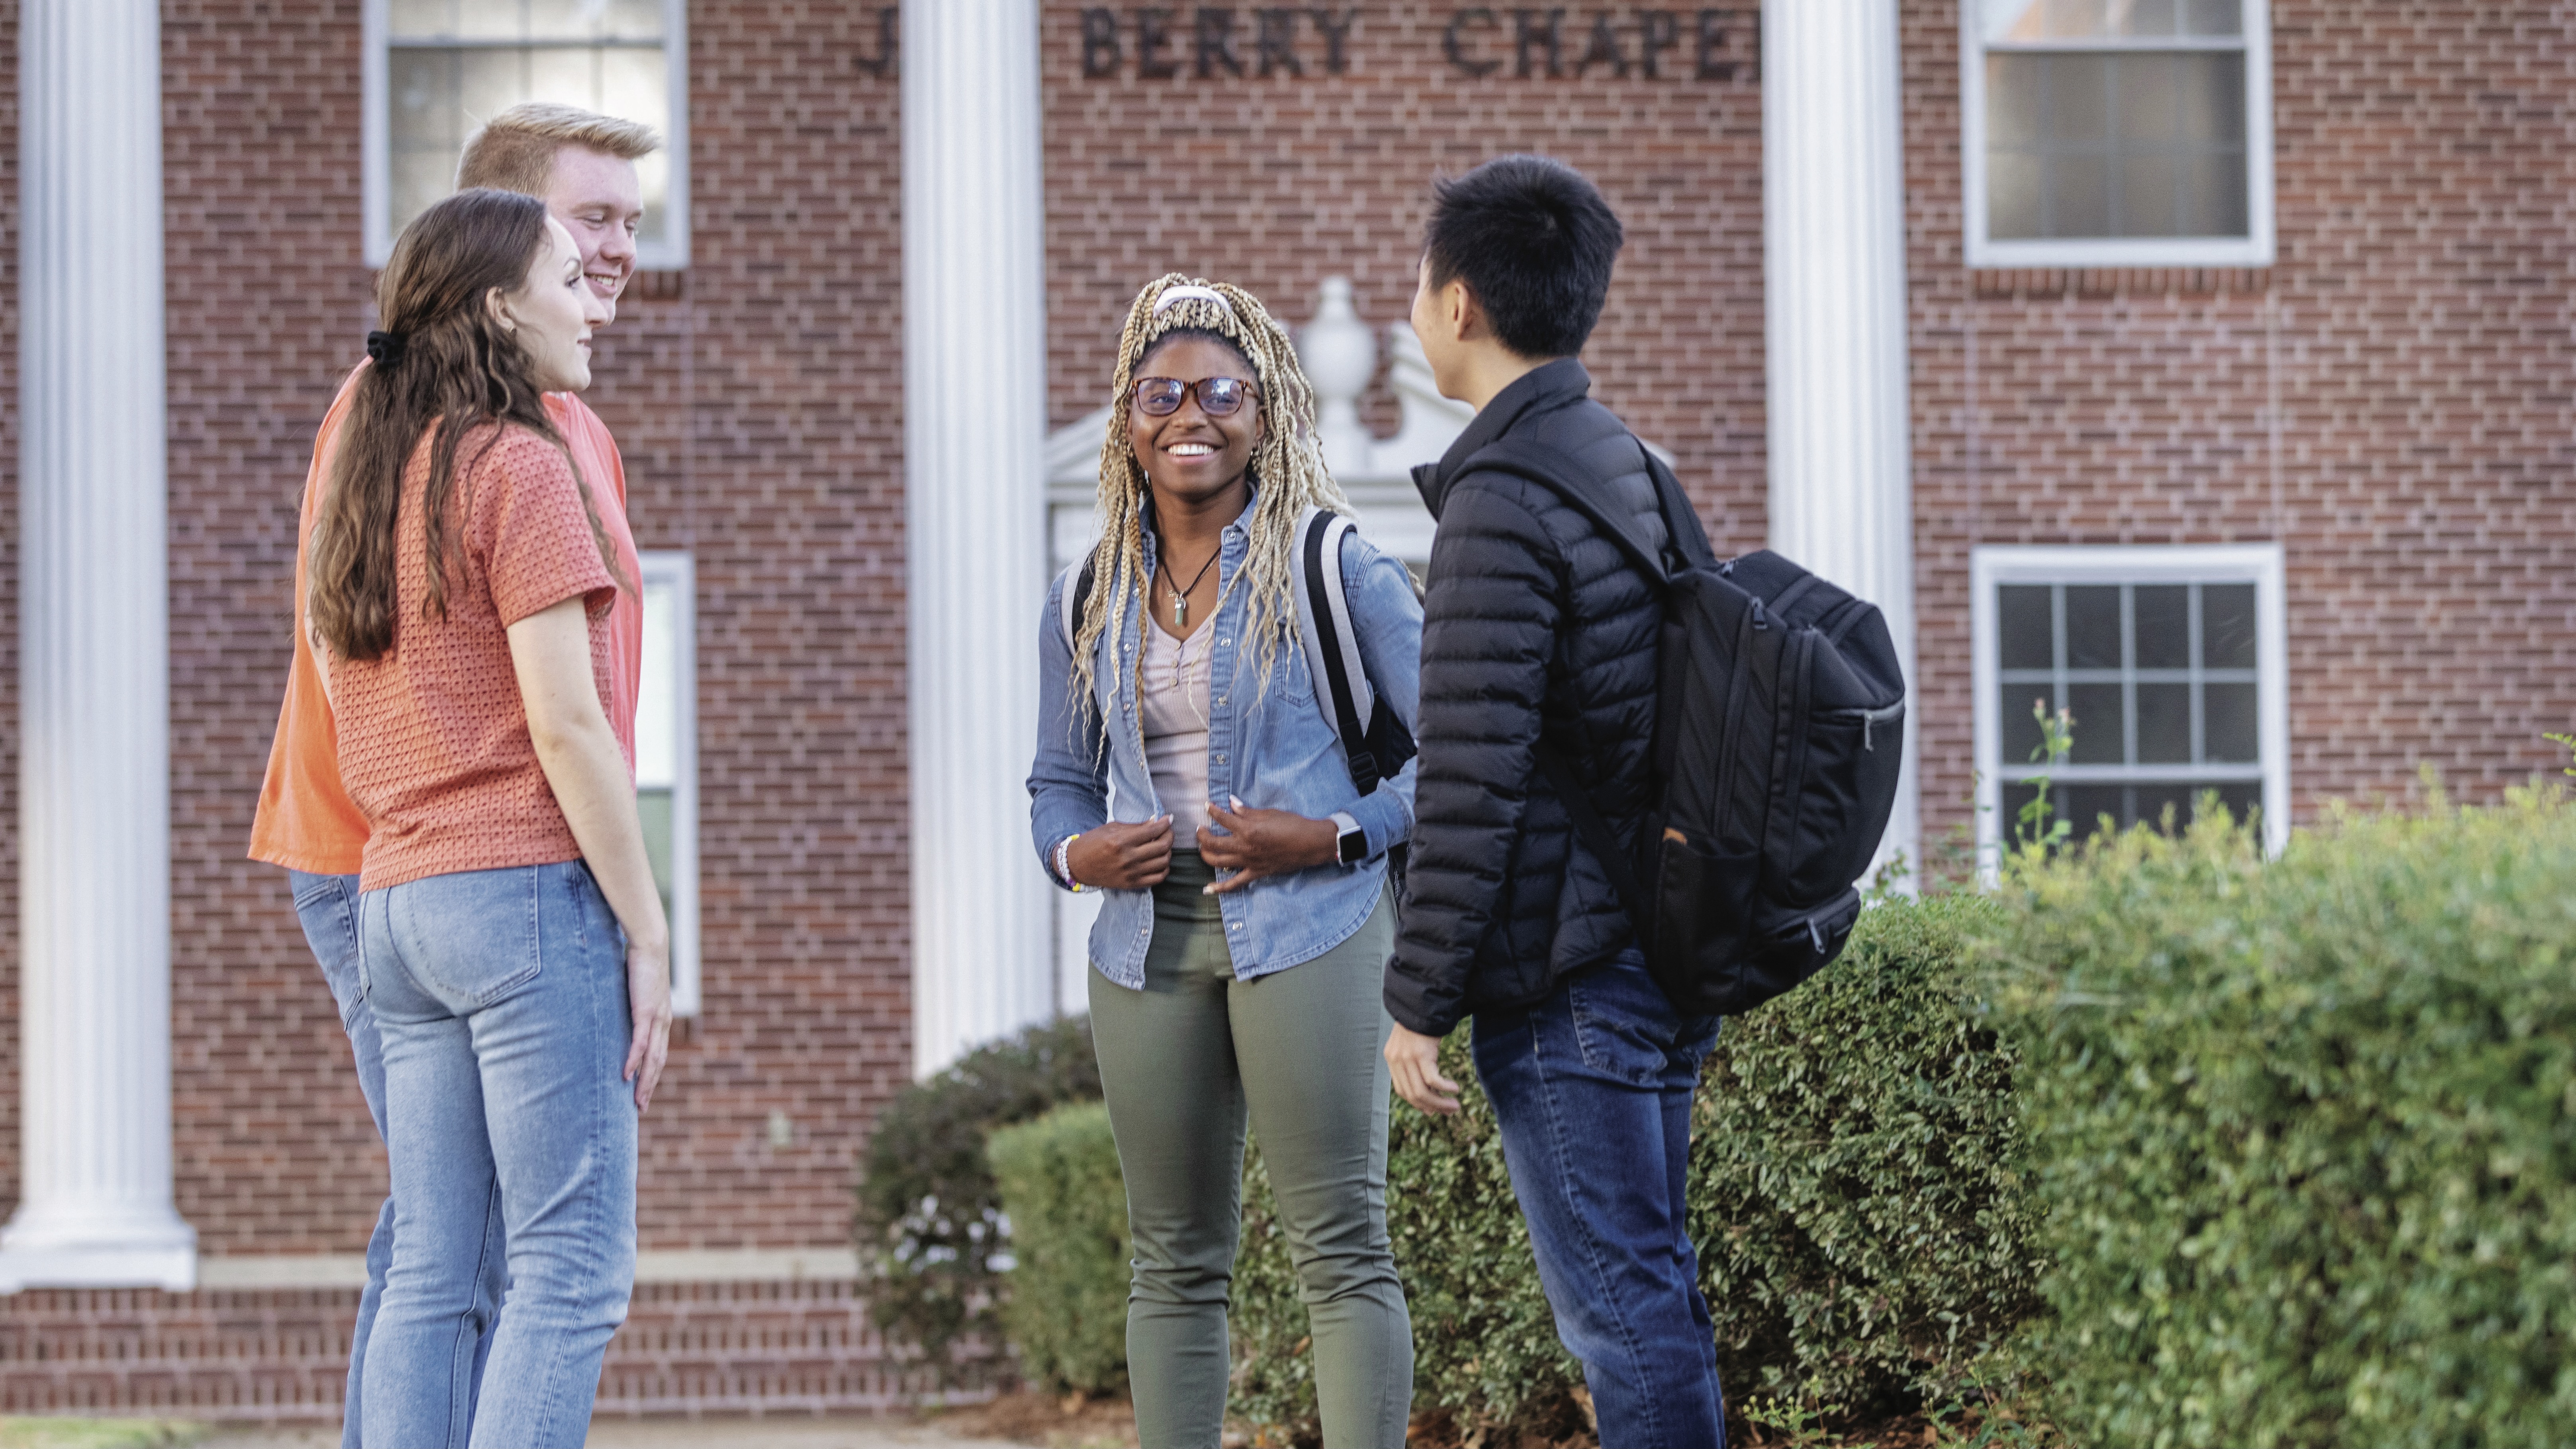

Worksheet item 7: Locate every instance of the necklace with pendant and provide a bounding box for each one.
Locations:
[1156,545,1220,629]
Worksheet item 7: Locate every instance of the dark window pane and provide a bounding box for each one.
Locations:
[2049,153,2114,236]
[2210,780,2262,825]
[2000,780,2037,835]
[2119,154,2182,236]
[2002,685,2052,765]
[2204,583,2258,667]
[2178,53,2247,144]
[1990,152,2045,238]
[2133,584,2190,667]
[2184,151,2250,236]
[2000,585,2056,669]
[2065,586,2123,668]
[2187,0,2243,37]
[2068,682,2126,764]
[2205,681,2259,762]
[2045,54,2113,140]
[2136,682,2192,763]
[2061,784,2127,839]
[2040,0,2108,41]
[2131,782,2194,833]
[2114,0,2178,36]
[1989,55,2045,145]
[2119,53,2184,142]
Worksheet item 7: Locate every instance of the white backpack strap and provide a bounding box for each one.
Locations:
[1294,506,1375,739]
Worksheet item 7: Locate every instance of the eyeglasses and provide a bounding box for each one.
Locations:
[1132,375,1260,418]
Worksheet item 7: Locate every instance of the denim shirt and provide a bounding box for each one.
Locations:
[1027,495,1424,988]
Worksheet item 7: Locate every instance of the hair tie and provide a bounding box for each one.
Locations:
[364,330,408,368]
[1152,285,1236,322]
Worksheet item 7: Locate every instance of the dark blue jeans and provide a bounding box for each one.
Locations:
[1472,948,1726,1449]
[288,870,504,1449]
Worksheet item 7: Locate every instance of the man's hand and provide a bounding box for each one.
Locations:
[1198,795,1338,894]
[1385,1022,1462,1115]
[1066,817,1175,890]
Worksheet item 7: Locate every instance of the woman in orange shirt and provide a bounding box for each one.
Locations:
[306,187,670,1449]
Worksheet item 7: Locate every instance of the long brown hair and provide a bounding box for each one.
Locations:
[308,186,625,662]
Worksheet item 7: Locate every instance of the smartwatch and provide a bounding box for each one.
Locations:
[1330,811,1367,866]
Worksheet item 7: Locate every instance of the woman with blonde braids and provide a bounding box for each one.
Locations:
[1028,276,1422,1446]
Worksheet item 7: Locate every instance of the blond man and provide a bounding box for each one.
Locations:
[248,103,659,1449]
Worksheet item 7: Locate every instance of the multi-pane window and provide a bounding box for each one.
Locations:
[1974,546,2288,863]
[636,552,700,1015]
[365,0,688,267]
[1963,1,2273,267]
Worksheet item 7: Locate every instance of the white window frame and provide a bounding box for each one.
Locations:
[1960,2,2275,269]
[637,550,701,1016]
[1972,543,2290,875]
[361,0,692,270]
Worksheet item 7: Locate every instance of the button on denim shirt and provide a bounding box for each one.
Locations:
[1027,496,1423,988]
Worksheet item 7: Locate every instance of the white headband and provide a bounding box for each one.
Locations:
[1153,284,1236,320]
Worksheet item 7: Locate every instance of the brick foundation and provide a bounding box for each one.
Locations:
[0,1282,968,1422]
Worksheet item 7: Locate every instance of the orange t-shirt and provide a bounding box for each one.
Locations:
[247,364,643,877]
[327,423,621,891]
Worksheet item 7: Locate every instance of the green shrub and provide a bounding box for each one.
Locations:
[988,1101,1132,1395]
[853,1015,1102,1378]
[1987,791,2576,1448]
[1231,892,2039,1442]
[1693,891,2046,1409]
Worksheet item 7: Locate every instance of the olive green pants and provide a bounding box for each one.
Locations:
[1086,852,1413,1449]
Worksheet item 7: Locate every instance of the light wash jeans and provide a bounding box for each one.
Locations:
[357,860,639,1449]
[287,870,505,1449]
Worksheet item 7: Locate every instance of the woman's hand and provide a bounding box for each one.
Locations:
[1067,816,1175,890]
[1198,795,1339,894]
[625,937,674,1112]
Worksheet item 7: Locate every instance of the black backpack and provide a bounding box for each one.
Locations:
[1058,508,1415,856]
[1457,438,1907,1017]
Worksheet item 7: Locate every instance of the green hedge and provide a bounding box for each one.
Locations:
[1231,891,2041,1442]
[853,1016,1102,1377]
[1987,791,2576,1447]
[987,1102,1132,1395]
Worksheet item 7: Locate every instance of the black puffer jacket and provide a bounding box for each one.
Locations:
[1385,359,1677,1037]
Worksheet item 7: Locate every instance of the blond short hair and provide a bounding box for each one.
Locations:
[456,102,661,197]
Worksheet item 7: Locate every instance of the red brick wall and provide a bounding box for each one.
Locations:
[1902,0,2576,847]
[1039,2,1775,550]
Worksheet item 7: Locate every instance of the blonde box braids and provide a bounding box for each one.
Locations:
[1067,275,1356,725]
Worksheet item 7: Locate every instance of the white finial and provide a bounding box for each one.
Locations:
[1298,277,1377,478]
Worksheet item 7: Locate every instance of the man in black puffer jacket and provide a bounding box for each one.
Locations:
[1383,156,1728,1448]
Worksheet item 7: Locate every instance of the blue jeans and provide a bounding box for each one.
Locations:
[1472,949,1726,1449]
[287,870,505,1449]
[357,861,639,1449]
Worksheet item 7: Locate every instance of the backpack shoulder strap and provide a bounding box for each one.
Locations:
[1459,436,1674,590]
[1294,505,1383,794]
[1056,554,1097,652]
[1639,449,1720,570]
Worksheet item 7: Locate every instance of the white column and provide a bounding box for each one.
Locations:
[1761,0,1920,881]
[902,0,1056,1076]
[0,0,196,1292]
